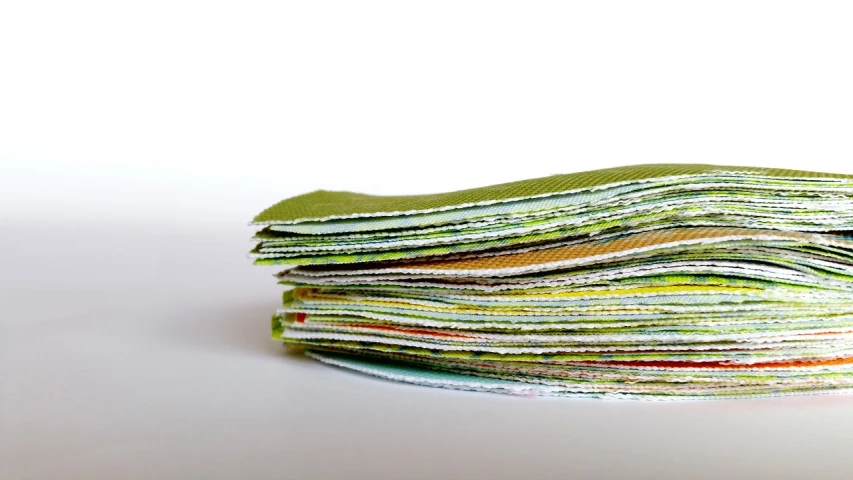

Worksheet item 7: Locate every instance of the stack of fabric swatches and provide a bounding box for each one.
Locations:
[250,164,853,399]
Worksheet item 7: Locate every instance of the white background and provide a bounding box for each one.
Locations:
[3,1,853,479]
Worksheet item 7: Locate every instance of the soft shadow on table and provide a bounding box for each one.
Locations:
[164,300,311,362]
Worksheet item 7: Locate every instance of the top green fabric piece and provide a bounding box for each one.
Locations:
[252,164,853,225]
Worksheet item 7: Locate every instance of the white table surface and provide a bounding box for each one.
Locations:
[5,220,853,480]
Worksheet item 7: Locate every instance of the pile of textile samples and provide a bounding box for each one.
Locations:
[250,164,853,399]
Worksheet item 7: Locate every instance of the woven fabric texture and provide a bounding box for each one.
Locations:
[252,164,853,224]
